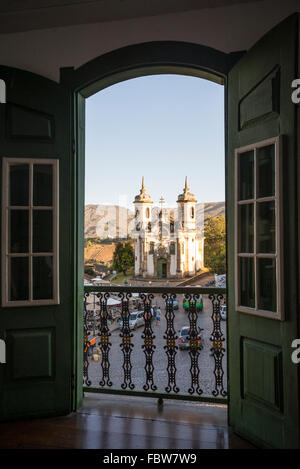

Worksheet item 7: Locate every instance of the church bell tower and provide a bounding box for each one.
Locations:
[133,177,153,277]
[176,177,197,277]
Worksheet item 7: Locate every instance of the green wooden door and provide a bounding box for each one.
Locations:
[157,258,166,278]
[227,14,299,448]
[0,66,74,420]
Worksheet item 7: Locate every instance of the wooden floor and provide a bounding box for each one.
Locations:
[0,393,255,449]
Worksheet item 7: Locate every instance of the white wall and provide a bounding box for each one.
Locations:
[0,0,298,82]
[147,254,154,276]
[134,239,140,275]
[170,254,176,276]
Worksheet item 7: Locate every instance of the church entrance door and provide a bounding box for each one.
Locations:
[157,258,167,279]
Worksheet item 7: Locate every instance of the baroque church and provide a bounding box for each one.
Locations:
[133,178,204,279]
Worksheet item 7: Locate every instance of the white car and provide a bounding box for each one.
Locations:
[119,311,144,330]
[220,305,227,320]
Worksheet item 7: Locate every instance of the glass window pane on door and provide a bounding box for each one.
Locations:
[10,210,29,253]
[257,144,275,198]
[33,164,53,206]
[10,257,29,301]
[3,158,59,306]
[33,256,53,300]
[257,201,276,253]
[258,258,277,312]
[238,150,254,201]
[235,137,281,319]
[33,210,53,253]
[239,257,255,308]
[9,164,29,206]
[238,204,254,253]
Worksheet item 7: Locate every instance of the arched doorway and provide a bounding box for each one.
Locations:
[62,27,300,448]
[60,40,236,410]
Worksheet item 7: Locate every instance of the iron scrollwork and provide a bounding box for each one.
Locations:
[119,292,134,390]
[97,292,112,387]
[185,293,203,395]
[209,293,227,397]
[83,292,92,386]
[163,293,179,393]
[141,293,157,391]
[83,286,228,402]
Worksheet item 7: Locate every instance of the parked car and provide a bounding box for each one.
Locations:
[119,311,144,330]
[178,326,203,350]
[220,305,226,320]
[166,298,179,310]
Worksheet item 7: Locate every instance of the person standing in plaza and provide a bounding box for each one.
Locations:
[156,307,161,326]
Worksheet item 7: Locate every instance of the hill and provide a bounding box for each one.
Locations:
[84,241,117,265]
[85,204,134,238]
[84,202,225,238]
[199,201,225,220]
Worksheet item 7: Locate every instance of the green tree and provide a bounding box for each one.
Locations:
[204,215,226,274]
[112,242,134,275]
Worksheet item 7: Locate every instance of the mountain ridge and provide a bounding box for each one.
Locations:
[84,202,225,238]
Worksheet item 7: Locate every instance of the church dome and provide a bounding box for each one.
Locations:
[177,177,197,203]
[134,177,153,203]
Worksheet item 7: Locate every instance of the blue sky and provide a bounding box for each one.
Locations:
[85,74,224,208]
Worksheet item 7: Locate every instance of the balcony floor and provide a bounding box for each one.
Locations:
[0,393,255,449]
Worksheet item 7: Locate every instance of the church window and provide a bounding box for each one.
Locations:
[191,206,195,218]
[149,242,154,254]
[146,207,150,218]
[181,243,184,254]
[170,242,175,254]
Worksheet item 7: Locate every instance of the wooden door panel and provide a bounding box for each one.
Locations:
[0,66,74,420]
[227,14,299,448]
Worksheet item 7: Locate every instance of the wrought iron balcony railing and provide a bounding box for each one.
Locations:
[83,286,227,403]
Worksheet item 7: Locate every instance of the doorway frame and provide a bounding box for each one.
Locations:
[60,40,244,410]
[157,258,167,279]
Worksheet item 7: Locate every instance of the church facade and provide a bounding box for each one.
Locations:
[133,178,204,279]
